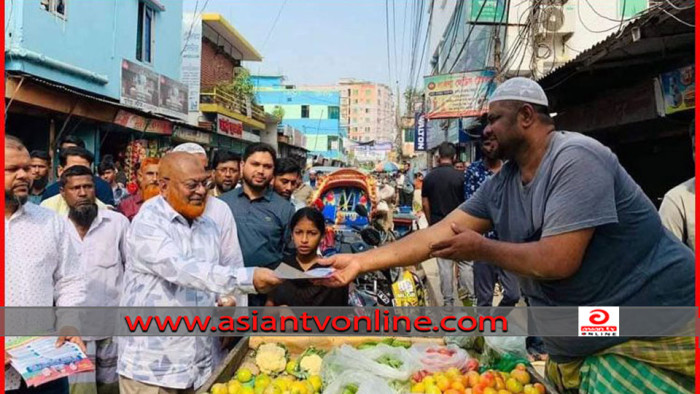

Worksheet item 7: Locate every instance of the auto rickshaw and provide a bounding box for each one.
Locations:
[309,168,427,306]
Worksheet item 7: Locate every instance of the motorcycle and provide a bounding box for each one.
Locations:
[344,205,426,307]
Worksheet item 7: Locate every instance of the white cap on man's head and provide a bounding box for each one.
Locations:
[172,142,206,155]
[488,77,549,107]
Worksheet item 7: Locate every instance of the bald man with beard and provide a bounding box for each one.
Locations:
[118,152,283,392]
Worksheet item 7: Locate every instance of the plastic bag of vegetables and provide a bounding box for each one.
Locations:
[322,370,395,394]
[407,344,472,373]
[322,344,421,383]
[483,336,528,359]
[479,336,530,372]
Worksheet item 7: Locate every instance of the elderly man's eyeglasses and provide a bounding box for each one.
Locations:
[162,177,209,192]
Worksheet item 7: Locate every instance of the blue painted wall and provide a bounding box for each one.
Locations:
[252,75,345,160]
[5,0,183,100]
[251,75,284,88]
[256,90,342,107]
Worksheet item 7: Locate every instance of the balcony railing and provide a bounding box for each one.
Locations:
[200,87,266,123]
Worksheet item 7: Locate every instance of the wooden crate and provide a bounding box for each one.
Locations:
[198,337,252,393]
[197,336,559,394]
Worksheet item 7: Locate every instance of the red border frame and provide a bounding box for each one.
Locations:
[2,0,7,390]
[695,4,699,393]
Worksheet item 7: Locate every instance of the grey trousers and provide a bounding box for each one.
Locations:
[436,258,474,306]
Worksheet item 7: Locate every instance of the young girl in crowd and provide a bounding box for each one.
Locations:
[266,207,349,306]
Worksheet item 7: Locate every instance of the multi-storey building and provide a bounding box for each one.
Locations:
[252,76,345,162]
[339,79,396,143]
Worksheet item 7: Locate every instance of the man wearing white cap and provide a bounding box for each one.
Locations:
[320,78,695,392]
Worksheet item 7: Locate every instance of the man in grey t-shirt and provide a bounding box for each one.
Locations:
[320,78,694,391]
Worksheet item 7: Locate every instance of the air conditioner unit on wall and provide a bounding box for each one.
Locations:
[539,1,576,36]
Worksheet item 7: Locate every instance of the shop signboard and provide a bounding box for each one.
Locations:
[659,65,695,115]
[414,113,427,151]
[216,115,243,139]
[114,110,172,135]
[173,125,211,145]
[424,70,495,119]
[182,13,203,112]
[114,110,148,132]
[470,0,506,23]
[121,59,188,120]
[243,131,261,143]
[144,118,173,135]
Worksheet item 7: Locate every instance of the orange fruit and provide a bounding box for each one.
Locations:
[450,381,466,392]
[436,378,450,392]
[533,383,546,394]
[511,370,531,385]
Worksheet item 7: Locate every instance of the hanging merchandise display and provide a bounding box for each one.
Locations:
[124,139,168,187]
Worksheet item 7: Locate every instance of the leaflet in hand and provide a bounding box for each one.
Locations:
[6,337,94,387]
[273,263,335,280]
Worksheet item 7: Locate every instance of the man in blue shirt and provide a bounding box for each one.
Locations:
[41,147,115,206]
[219,143,295,306]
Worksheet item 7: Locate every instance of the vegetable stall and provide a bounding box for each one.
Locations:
[199,337,558,394]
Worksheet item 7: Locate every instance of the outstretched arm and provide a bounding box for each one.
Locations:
[318,209,491,286]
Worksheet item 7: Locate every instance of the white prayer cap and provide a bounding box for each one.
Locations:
[172,142,206,155]
[488,77,549,107]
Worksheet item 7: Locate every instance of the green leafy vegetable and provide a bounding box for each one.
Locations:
[376,355,404,369]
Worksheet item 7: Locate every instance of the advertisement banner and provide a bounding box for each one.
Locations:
[159,75,189,116]
[216,115,243,139]
[414,113,427,151]
[659,65,695,115]
[173,125,211,145]
[181,13,203,113]
[424,70,496,119]
[121,59,188,120]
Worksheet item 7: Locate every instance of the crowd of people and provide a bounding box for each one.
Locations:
[4,76,697,394]
[5,135,349,394]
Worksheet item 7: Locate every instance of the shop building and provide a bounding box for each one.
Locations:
[182,13,278,155]
[538,2,695,204]
[4,0,213,185]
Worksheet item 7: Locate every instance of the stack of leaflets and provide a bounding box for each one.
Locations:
[6,337,94,387]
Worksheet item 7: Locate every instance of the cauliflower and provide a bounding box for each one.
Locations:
[299,353,323,376]
[254,343,288,375]
[295,347,326,378]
